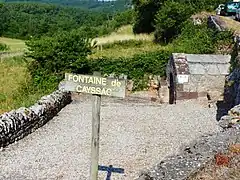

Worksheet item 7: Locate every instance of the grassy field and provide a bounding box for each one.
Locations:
[93,25,154,45]
[0,57,28,113]
[90,40,171,59]
[90,25,169,58]
[0,37,27,52]
[0,56,46,114]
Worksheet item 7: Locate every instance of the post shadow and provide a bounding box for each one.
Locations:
[98,165,124,180]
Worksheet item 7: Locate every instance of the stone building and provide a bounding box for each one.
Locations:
[166,53,231,104]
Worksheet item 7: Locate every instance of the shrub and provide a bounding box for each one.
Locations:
[25,29,92,92]
[0,43,9,51]
[132,0,161,34]
[154,1,194,43]
[173,20,233,54]
[90,50,171,90]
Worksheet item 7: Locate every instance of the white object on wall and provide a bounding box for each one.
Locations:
[177,74,189,84]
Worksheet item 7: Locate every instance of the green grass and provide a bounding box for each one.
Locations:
[90,25,171,58]
[0,56,44,114]
[0,37,27,52]
[93,25,154,46]
[90,40,172,59]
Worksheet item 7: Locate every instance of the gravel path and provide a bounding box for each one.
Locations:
[0,96,221,180]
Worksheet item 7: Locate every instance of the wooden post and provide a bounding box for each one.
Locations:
[90,72,101,180]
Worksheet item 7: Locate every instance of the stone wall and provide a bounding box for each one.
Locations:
[185,75,225,93]
[178,74,226,101]
[137,105,240,180]
[0,90,71,148]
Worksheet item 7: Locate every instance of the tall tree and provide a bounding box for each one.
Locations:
[132,0,163,34]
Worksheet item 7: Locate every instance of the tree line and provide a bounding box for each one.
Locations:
[1,0,132,12]
[0,2,133,39]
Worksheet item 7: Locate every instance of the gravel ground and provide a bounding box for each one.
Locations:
[0,95,221,180]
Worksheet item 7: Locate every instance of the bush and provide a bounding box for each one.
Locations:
[90,50,171,90]
[26,29,171,91]
[154,1,194,43]
[0,43,9,51]
[132,0,161,34]
[172,20,233,54]
[25,29,92,92]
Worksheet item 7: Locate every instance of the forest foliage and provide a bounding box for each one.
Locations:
[1,0,132,11]
[0,2,134,39]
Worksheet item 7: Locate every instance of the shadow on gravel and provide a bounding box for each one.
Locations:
[98,165,124,180]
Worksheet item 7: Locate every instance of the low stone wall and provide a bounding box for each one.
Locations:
[137,105,240,180]
[0,90,71,148]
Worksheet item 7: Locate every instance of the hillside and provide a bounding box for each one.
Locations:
[0,2,134,39]
[90,25,167,58]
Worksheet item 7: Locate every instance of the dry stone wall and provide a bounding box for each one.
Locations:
[0,90,71,148]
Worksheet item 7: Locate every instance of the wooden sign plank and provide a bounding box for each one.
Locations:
[62,73,126,98]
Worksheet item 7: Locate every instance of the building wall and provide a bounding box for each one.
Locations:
[167,54,229,102]
[183,74,226,93]
[175,74,226,100]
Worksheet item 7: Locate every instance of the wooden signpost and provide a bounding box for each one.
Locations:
[62,72,126,180]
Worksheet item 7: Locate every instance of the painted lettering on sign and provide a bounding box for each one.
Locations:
[67,74,107,86]
[62,73,126,98]
[76,86,112,96]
